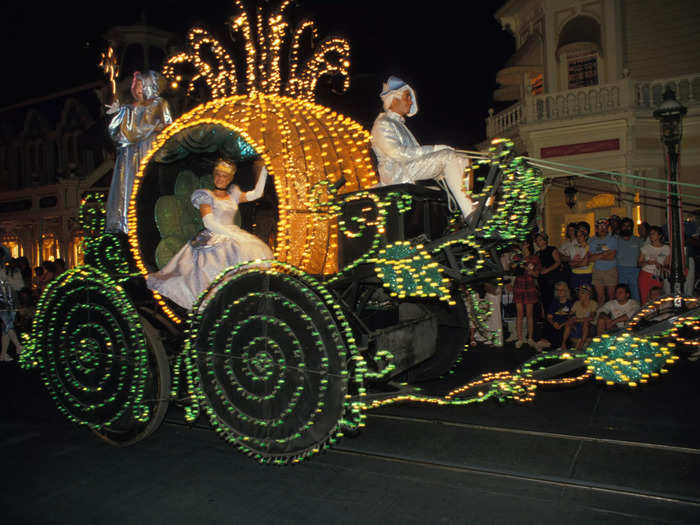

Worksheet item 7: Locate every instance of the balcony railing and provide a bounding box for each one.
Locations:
[634,75,700,108]
[486,102,523,138]
[486,73,700,138]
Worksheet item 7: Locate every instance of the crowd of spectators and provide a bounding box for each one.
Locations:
[0,252,68,361]
[498,215,699,352]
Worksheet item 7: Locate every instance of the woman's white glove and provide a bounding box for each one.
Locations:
[243,166,268,202]
[105,100,121,115]
[203,213,232,236]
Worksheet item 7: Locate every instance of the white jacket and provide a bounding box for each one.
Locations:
[370,110,445,185]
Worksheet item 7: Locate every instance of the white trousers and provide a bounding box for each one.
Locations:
[401,149,475,218]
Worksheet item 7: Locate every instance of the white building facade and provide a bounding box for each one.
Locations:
[486,0,700,239]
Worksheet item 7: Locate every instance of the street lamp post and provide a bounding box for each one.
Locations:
[653,87,687,301]
[564,178,578,210]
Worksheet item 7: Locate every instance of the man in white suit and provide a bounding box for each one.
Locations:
[370,76,475,218]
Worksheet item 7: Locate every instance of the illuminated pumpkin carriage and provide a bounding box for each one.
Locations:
[23,93,694,464]
[22,80,547,460]
[25,2,693,464]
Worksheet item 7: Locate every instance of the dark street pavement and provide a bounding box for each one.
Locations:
[2,343,700,524]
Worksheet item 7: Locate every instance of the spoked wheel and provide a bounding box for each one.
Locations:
[398,289,469,383]
[189,262,356,464]
[92,317,170,446]
[31,267,170,446]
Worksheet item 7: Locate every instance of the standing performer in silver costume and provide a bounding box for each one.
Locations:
[105,71,172,233]
[371,76,475,218]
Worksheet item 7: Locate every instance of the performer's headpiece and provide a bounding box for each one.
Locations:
[380,76,418,117]
[131,70,161,100]
[215,159,237,177]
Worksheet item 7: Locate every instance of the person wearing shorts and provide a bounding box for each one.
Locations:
[589,218,618,303]
[512,240,542,349]
[562,283,598,351]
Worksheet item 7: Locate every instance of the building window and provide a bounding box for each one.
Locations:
[2,239,23,258]
[39,234,59,264]
[567,51,598,90]
[529,73,544,95]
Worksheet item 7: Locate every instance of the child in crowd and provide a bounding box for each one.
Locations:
[512,240,541,349]
[544,281,574,350]
[647,285,663,304]
[564,283,598,351]
[501,245,519,343]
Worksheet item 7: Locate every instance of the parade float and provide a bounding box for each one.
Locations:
[19,1,700,464]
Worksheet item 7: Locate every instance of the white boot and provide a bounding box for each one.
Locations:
[442,154,476,219]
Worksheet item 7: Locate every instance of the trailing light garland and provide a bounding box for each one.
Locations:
[668,315,700,348]
[626,296,700,331]
[355,351,593,411]
[584,332,677,386]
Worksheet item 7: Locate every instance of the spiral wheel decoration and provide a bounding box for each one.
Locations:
[31,266,169,444]
[188,262,355,464]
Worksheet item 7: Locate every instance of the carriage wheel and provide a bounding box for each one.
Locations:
[92,317,170,446]
[189,262,355,464]
[32,267,170,445]
[397,289,469,383]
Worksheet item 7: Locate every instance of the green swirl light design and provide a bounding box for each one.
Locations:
[185,261,365,464]
[21,266,151,430]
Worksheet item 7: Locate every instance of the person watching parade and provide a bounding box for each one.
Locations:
[589,218,618,303]
[370,76,475,219]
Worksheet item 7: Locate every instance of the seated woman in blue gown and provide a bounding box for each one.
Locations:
[147,158,273,309]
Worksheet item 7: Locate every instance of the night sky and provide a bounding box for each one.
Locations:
[1,0,513,146]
